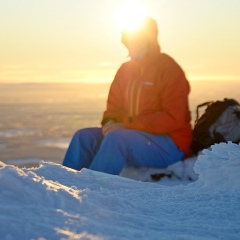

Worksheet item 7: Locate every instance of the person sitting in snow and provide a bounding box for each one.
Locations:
[62,17,192,175]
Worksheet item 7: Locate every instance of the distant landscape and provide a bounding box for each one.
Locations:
[0,80,239,167]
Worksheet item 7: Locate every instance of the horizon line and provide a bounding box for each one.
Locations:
[0,79,240,85]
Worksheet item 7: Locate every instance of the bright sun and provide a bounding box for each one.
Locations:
[114,1,148,31]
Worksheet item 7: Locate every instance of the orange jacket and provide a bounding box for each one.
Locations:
[102,49,192,156]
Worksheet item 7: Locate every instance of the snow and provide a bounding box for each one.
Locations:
[0,142,240,240]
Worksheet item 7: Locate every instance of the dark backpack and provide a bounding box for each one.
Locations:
[191,98,240,154]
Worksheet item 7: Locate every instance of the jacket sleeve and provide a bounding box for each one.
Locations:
[124,62,191,134]
[101,66,125,125]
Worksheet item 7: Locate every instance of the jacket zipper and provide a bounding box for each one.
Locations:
[136,80,144,116]
[129,67,144,122]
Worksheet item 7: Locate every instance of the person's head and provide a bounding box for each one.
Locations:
[121,17,159,60]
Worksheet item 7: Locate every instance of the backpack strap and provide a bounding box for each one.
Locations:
[194,101,213,126]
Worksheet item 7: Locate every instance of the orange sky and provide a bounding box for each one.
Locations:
[0,0,240,83]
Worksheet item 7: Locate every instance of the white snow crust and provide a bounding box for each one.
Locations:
[0,142,240,239]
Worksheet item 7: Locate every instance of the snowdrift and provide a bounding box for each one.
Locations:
[0,142,240,239]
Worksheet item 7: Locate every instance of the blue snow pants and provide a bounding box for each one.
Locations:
[62,127,185,175]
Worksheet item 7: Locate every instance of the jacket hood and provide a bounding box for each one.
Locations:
[121,17,161,57]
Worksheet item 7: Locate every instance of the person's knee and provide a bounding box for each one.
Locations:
[72,129,81,138]
[73,128,99,141]
[102,130,131,154]
[104,129,127,143]
[70,129,84,143]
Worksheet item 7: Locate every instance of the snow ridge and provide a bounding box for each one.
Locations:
[0,142,240,239]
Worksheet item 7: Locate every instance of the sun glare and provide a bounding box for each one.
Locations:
[114,1,148,31]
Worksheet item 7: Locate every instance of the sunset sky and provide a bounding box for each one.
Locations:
[0,0,239,83]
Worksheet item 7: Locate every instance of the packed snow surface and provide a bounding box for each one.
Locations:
[0,142,240,239]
